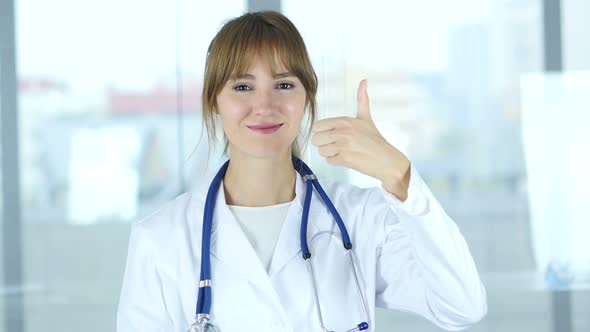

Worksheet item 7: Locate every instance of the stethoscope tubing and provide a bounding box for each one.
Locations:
[194,156,363,329]
[292,156,353,259]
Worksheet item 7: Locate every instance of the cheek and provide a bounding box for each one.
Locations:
[284,94,307,118]
[282,100,306,138]
[294,99,308,125]
[217,97,248,127]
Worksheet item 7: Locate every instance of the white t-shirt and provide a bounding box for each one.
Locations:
[227,199,293,273]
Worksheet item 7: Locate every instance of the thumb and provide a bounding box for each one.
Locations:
[356,79,373,122]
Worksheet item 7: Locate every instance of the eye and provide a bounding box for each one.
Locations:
[233,84,251,91]
[277,82,295,89]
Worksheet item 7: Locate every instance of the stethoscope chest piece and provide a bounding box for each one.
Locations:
[188,321,217,332]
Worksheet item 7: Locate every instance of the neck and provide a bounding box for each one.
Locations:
[223,148,297,207]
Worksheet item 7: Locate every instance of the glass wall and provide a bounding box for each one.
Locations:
[282,0,590,331]
[6,0,245,331]
[1,0,589,331]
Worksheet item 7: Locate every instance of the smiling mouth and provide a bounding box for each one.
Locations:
[247,123,283,129]
[247,123,283,134]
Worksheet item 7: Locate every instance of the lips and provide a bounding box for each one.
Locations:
[247,123,283,129]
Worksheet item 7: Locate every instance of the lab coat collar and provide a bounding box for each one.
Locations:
[193,161,321,290]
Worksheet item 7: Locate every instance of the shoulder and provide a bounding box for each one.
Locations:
[131,189,200,244]
[312,177,396,254]
[317,177,384,211]
[313,177,389,231]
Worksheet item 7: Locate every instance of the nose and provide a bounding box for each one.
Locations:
[253,88,277,115]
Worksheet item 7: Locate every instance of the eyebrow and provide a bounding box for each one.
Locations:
[233,72,296,80]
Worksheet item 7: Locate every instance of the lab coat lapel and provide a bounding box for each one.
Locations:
[208,178,272,291]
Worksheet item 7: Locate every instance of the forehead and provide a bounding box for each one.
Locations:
[233,63,291,80]
[230,47,290,78]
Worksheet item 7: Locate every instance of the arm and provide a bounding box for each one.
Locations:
[373,163,487,331]
[116,222,172,331]
[309,80,486,329]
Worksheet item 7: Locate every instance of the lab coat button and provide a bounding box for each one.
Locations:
[271,320,283,328]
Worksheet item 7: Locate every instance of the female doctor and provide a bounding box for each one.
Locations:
[116,10,487,332]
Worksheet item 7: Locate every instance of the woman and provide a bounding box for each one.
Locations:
[117,10,487,332]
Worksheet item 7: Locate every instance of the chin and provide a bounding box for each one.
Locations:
[239,145,292,159]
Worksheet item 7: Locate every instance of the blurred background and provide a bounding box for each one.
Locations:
[1,0,589,331]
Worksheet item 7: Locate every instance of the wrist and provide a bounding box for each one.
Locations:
[381,159,411,202]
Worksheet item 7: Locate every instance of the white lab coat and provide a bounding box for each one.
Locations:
[116,163,487,331]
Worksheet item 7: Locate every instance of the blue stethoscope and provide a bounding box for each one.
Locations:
[189,156,370,332]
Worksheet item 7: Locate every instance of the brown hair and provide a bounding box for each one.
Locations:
[200,10,318,163]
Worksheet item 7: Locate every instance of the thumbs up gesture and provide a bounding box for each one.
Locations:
[310,79,411,201]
